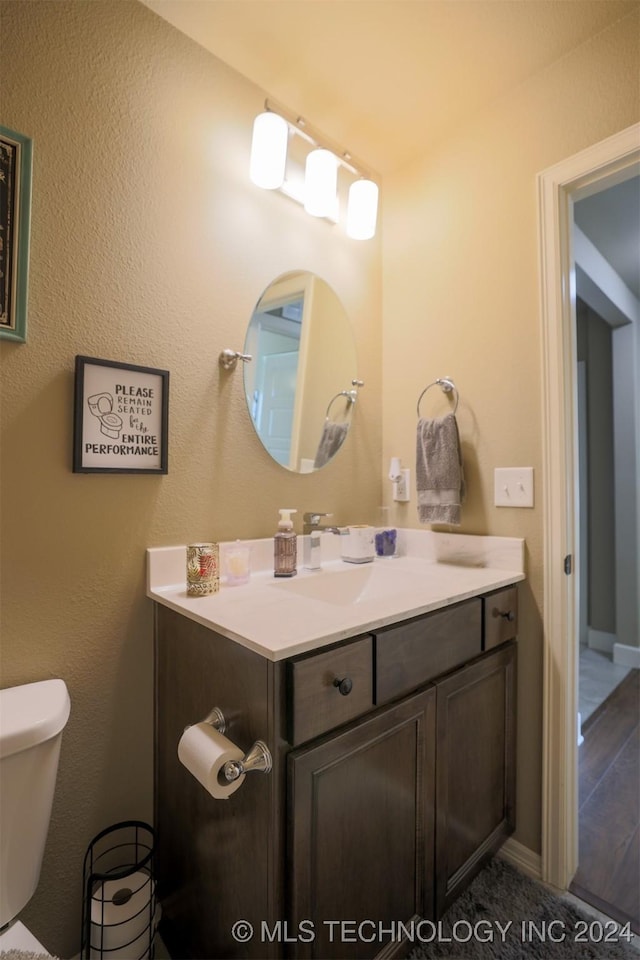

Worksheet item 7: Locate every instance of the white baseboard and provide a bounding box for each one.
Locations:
[613,642,640,669]
[587,628,616,654]
[498,838,542,880]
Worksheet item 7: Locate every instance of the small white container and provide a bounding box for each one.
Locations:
[341,525,375,564]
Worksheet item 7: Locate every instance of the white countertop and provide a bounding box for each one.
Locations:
[147,530,525,661]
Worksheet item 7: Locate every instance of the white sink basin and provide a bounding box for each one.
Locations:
[271,565,374,605]
[270,559,438,606]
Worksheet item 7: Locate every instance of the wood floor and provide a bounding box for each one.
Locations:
[570,668,639,934]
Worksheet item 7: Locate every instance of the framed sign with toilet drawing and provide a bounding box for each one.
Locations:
[73,356,169,473]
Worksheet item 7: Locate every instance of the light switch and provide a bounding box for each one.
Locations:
[494,467,534,508]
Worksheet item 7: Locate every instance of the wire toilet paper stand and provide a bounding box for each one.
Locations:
[81,820,157,960]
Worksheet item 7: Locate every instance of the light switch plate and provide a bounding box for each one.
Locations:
[494,467,534,508]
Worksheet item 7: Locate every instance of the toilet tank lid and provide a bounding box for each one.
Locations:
[0,680,70,759]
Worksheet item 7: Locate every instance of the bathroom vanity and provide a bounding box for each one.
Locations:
[149,533,523,960]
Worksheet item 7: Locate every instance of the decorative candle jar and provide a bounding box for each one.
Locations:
[223,541,251,586]
[186,543,219,596]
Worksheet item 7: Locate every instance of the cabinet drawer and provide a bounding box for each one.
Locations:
[375,599,482,704]
[483,587,518,650]
[287,636,373,745]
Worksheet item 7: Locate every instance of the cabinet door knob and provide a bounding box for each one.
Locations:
[494,608,515,622]
[333,676,353,696]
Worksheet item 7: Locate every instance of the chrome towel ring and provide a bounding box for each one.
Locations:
[325,390,356,419]
[325,380,364,419]
[416,377,459,418]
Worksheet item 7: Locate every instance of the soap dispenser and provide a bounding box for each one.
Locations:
[274,508,297,578]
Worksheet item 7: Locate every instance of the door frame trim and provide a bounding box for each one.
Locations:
[537,122,640,890]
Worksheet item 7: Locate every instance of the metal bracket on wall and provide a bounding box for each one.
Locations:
[219,349,253,371]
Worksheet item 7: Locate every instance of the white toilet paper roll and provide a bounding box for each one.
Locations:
[177,722,246,799]
[90,871,156,960]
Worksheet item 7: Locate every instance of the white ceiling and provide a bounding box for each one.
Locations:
[141,0,639,300]
[141,0,637,175]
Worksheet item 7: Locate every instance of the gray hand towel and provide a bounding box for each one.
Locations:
[314,419,349,469]
[416,413,465,524]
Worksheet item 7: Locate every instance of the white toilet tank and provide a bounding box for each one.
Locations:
[0,679,71,928]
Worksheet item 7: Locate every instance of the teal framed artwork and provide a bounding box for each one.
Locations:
[0,125,33,343]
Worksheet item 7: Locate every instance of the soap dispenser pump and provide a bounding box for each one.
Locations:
[274,508,298,578]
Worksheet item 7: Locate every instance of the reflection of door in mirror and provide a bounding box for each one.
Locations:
[244,272,358,472]
[256,349,299,466]
[244,274,310,468]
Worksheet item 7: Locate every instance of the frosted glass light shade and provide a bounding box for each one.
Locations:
[304,149,339,218]
[346,179,379,240]
[249,112,288,189]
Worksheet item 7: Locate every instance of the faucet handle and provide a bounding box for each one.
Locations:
[303,512,333,526]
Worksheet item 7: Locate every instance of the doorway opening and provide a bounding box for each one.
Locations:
[538,124,640,917]
[569,176,639,930]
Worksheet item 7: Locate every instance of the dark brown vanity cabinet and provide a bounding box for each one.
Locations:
[434,641,517,917]
[154,586,518,960]
[288,687,436,960]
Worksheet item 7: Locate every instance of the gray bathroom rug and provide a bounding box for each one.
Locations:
[0,952,59,960]
[410,859,638,960]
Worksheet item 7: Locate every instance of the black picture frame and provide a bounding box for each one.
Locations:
[73,356,169,474]
[0,125,33,343]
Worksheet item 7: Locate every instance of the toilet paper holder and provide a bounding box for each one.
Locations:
[197,706,272,781]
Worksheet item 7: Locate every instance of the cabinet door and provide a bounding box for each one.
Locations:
[434,641,517,917]
[288,687,436,960]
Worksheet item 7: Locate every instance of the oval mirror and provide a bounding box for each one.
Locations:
[243,272,359,472]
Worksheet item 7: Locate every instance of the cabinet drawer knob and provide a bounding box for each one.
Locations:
[493,608,515,622]
[333,676,353,696]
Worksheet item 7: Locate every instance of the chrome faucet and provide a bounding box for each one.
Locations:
[302,513,343,570]
[303,512,342,535]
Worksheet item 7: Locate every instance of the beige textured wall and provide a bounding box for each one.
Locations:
[382,9,639,854]
[0,2,381,955]
[3,0,639,954]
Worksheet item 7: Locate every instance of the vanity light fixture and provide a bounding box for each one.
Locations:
[346,178,379,241]
[304,149,339,219]
[249,99,379,239]
[249,111,288,189]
